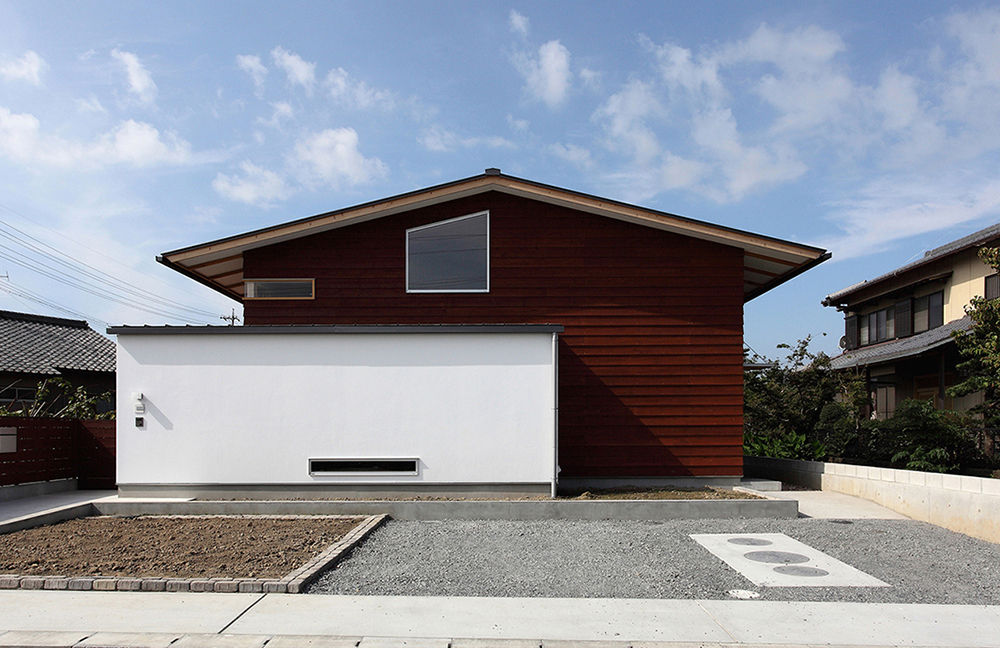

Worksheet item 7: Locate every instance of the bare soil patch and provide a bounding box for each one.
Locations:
[0,515,363,579]
[562,487,761,500]
[202,487,760,501]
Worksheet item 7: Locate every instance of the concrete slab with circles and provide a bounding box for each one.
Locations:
[690,533,889,587]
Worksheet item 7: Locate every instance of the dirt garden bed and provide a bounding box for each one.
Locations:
[201,486,761,501]
[0,515,365,580]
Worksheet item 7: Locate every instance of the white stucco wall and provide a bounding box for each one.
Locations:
[115,330,557,489]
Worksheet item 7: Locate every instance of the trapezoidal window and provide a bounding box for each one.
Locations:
[244,279,314,300]
[406,211,489,293]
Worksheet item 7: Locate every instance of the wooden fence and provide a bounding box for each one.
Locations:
[0,417,116,489]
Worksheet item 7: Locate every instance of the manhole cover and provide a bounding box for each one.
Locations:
[727,537,773,546]
[743,550,810,564]
[773,565,830,577]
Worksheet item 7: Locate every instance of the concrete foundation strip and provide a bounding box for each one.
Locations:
[0,514,387,594]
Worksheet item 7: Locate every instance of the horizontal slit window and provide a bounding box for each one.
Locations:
[309,458,418,474]
[244,279,314,299]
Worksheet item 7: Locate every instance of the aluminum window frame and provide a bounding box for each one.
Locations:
[405,210,490,294]
[243,278,315,300]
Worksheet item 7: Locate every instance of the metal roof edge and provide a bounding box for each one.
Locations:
[161,170,827,262]
[108,323,565,335]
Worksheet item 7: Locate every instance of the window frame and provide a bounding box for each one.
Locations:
[243,278,315,300]
[405,211,490,294]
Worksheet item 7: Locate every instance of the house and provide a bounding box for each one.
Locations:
[0,309,115,414]
[111,169,828,497]
[822,223,1000,419]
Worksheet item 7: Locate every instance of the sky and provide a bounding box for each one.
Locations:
[1,1,999,359]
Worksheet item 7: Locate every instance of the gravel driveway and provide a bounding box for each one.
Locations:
[308,518,1000,603]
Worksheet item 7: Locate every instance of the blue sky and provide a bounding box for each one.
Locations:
[1,1,999,358]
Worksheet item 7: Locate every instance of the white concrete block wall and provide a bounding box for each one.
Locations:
[746,456,1000,544]
[115,331,558,489]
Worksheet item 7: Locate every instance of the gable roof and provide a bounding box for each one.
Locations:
[823,222,1000,307]
[159,169,829,303]
[0,310,115,375]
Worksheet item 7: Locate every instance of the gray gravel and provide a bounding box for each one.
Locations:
[308,518,1000,603]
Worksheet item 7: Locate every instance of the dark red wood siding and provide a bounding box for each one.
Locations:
[243,192,744,477]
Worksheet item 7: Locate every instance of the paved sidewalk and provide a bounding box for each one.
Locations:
[1,592,999,647]
[754,489,909,519]
[0,491,115,525]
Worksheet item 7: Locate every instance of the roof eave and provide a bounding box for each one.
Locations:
[745,251,832,303]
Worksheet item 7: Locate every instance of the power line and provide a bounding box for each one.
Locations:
[0,279,109,327]
[0,218,219,318]
[0,202,216,302]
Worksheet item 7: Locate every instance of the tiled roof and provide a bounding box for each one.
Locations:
[0,310,115,375]
[828,316,973,370]
[824,222,1000,306]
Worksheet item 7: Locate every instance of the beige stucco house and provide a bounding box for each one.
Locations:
[823,223,999,418]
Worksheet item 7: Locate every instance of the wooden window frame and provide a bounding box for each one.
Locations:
[405,211,490,294]
[243,278,315,300]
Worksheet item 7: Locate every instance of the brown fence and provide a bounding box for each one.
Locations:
[0,417,116,489]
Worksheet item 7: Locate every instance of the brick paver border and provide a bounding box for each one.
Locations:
[0,513,387,594]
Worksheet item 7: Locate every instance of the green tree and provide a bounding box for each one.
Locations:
[948,247,1000,428]
[0,377,114,420]
[744,336,867,460]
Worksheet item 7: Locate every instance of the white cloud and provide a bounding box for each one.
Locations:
[646,39,723,101]
[271,46,316,94]
[579,67,601,90]
[100,119,191,166]
[509,10,529,38]
[418,126,515,153]
[258,101,293,128]
[76,95,106,114]
[550,143,592,167]
[236,54,267,95]
[0,107,192,168]
[0,50,45,85]
[325,68,394,109]
[212,161,289,207]
[690,107,806,200]
[820,175,1000,261]
[111,49,157,105]
[514,40,572,109]
[293,127,386,187]
[506,114,529,133]
[595,80,662,164]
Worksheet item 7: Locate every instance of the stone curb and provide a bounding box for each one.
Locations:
[0,514,383,594]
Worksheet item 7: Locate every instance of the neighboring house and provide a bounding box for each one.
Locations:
[113,169,827,497]
[0,309,116,413]
[823,223,1000,419]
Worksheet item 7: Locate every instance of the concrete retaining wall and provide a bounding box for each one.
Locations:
[95,497,797,521]
[746,456,1000,543]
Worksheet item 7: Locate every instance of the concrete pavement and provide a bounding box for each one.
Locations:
[2,591,1000,647]
[753,489,909,519]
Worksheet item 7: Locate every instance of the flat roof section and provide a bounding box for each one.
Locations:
[108,323,565,335]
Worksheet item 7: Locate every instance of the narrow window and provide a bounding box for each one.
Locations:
[885,307,895,339]
[244,279,314,299]
[859,315,869,345]
[309,458,418,474]
[868,312,878,342]
[928,291,943,329]
[913,295,929,333]
[876,309,887,341]
[844,315,859,349]
[987,274,1000,300]
[895,300,912,337]
[406,211,489,292]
